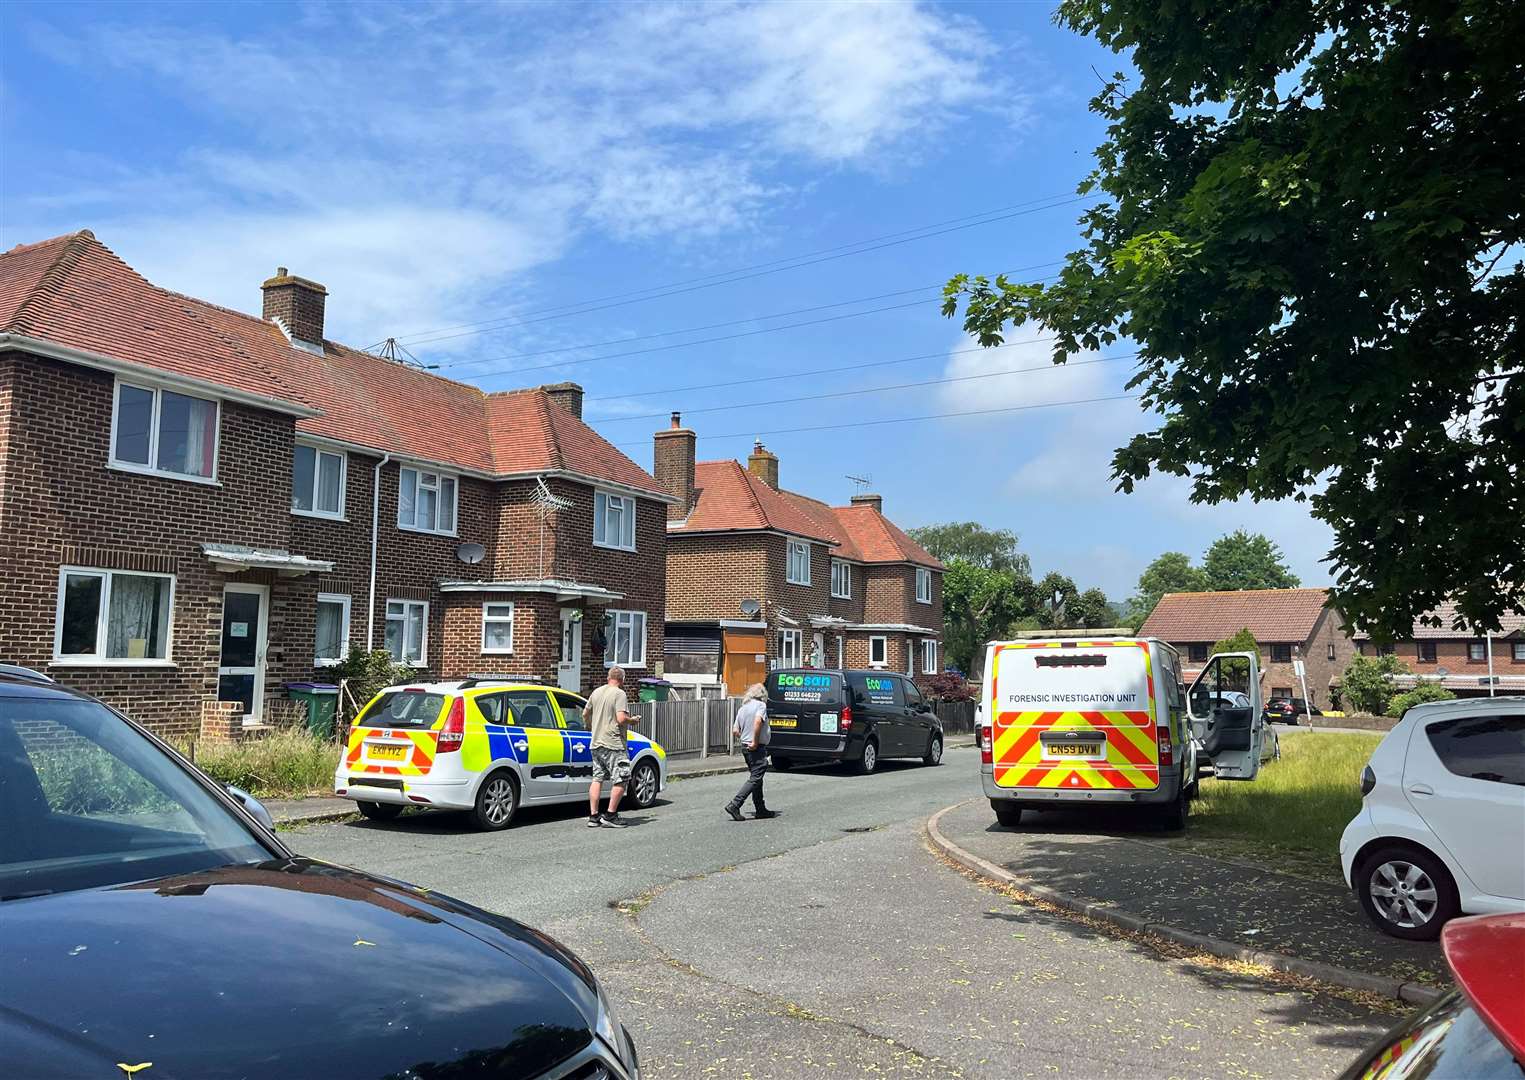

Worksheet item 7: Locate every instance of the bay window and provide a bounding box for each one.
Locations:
[603,609,647,667]
[594,491,636,550]
[112,380,218,481]
[315,593,351,666]
[386,600,429,665]
[482,602,515,654]
[787,540,811,585]
[397,467,457,534]
[293,443,346,518]
[54,567,174,664]
[831,559,851,599]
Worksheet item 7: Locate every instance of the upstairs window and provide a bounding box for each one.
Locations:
[1418,641,1438,663]
[1270,644,1293,663]
[915,567,932,604]
[292,444,346,518]
[398,467,457,535]
[112,380,218,481]
[594,491,636,551]
[787,540,811,585]
[831,559,852,599]
[1468,640,1487,661]
[1514,642,1525,662]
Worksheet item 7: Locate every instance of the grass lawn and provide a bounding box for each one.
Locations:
[189,728,343,800]
[1169,730,1384,885]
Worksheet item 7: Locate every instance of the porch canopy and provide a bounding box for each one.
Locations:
[438,578,624,604]
[201,543,334,577]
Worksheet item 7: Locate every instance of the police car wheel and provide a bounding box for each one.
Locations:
[629,760,660,809]
[472,771,519,831]
[357,800,404,822]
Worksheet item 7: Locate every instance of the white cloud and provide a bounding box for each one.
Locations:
[939,330,1112,414]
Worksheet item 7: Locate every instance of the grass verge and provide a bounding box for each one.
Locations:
[1165,730,1382,885]
[191,728,342,800]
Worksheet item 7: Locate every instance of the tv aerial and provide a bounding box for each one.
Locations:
[531,478,575,577]
[846,474,872,494]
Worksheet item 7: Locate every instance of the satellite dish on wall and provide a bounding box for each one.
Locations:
[739,599,761,617]
[456,542,486,565]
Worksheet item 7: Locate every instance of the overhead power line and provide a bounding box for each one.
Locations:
[396,192,1093,347]
[591,353,1137,425]
[614,393,1142,448]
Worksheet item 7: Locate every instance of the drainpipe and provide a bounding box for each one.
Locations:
[367,453,392,651]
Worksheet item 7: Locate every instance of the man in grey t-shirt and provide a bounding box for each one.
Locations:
[586,667,636,828]
[725,683,776,821]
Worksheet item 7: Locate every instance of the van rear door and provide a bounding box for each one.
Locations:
[764,671,847,747]
[1187,652,1263,781]
[987,641,1161,792]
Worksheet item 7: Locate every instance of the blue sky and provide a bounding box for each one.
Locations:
[0,1,1333,600]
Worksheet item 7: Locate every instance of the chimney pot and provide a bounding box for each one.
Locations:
[540,382,584,419]
[671,411,682,429]
[653,415,697,521]
[262,268,327,346]
[747,441,779,490]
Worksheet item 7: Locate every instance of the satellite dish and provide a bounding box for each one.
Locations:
[739,599,761,617]
[1434,666,1449,678]
[456,542,486,565]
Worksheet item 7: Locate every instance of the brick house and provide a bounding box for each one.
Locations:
[654,420,943,695]
[1353,600,1525,698]
[0,230,671,739]
[1138,588,1355,706]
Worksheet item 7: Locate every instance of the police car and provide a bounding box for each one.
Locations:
[335,677,667,830]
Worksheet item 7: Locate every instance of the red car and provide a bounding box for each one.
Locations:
[1338,912,1524,1079]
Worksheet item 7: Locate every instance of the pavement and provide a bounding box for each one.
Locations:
[281,746,1394,1077]
[930,798,1449,999]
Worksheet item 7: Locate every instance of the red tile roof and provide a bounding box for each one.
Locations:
[0,231,664,496]
[829,503,943,569]
[675,461,840,543]
[1139,588,1332,643]
[1351,599,1525,640]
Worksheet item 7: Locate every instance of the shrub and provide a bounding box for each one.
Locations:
[31,748,177,816]
[1388,681,1455,717]
[193,728,341,799]
[330,648,416,725]
[1341,653,1410,714]
[918,671,974,701]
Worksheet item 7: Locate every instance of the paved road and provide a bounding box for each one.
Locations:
[285,748,1392,1077]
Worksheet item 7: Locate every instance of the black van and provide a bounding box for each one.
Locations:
[764,668,943,774]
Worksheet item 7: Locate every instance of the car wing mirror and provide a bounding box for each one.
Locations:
[226,784,275,831]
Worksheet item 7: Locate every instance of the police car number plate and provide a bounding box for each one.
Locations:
[368,744,407,760]
[1048,742,1102,758]
[770,717,798,729]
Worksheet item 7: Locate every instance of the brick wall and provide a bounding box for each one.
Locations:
[666,534,770,622]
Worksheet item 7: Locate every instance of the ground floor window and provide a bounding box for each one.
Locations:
[604,609,647,667]
[386,599,428,665]
[869,635,887,667]
[315,593,350,665]
[778,628,801,668]
[1271,686,1293,698]
[921,639,938,674]
[55,567,174,663]
[482,602,515,654]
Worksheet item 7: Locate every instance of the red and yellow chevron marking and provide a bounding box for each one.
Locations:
[344,726,439,777]
[992,709,1158,789]
[1359,1034,1418,1080]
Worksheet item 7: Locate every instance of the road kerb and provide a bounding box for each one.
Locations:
[925,800,1444,1008]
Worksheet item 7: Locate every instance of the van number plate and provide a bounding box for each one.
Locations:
[770,717,798,729]
[368,744,408,760]
[1048,742,1102,758]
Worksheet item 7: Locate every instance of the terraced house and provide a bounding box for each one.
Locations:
[655,419,943,696]
[0,231,670,739]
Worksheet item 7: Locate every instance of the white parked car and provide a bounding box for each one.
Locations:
[1340,697,1525,940]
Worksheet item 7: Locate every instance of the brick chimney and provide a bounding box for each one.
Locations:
[261,267,327,346]
[653,411,696,521]
[747,440,779,490]
[541,381,584,419]
[850,492,883,513]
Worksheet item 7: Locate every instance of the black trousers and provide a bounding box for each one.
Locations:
[728,748,769,812]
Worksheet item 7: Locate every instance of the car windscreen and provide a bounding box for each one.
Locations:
[355,691,447,729]
[766,671,845,706]
[0,695,272,900]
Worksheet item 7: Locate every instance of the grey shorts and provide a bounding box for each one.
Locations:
[591,746,632,784]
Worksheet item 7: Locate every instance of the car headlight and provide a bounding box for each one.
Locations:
[594,981,635,1072]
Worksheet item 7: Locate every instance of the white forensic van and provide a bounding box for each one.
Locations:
[977,636,1263,829]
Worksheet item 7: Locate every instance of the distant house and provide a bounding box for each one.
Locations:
[1353,600,1525,698]
[1138,588,1355,706]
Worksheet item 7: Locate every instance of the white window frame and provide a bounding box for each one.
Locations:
[109,378,220,484]
[386,599,429,666]
[836,635,845,668]
[869,635,888,668]
[830,558,852,599]
[52,566,176,666]
[778,628,802,668]
[397,467,458,536]
[1514,642,1525,662]
[481,601,515,655]
[292,442,347,519]
[593,490,637,551]
[314,592,351,666]
[915,567,932,604]
[787,539,811,586]
[921,639,938,675]
[1468,641,1487,661]
[603,609,647,668]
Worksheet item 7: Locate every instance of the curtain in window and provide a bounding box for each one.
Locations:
[398,470,417,525]
[316,602,344,659]
[407,604,425,662]
[106,575,168,659]
[157,392,215,477]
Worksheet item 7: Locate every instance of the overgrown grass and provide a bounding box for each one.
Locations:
[191,728,342,800]
[1174,731,1383,885]
[32,747,178,816]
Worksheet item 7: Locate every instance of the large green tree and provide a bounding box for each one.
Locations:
[944,1,1524,639]
[940,559,1036,677]
[1201,530,1301,591]
[907,522,1031,575]
[1126,551,1204,627]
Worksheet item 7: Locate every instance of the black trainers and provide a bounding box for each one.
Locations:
[587,814,602,828]
[600,813,628,828]
[724,804,745,822]
[753,809,778,819]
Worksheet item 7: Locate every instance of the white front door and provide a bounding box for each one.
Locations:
[558,608,583,693]
[812,632,825,668]
[218,584,269,724]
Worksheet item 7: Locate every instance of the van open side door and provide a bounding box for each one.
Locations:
[1187,652,1263,781]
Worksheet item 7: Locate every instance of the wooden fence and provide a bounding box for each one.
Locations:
[632,695,978,758]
